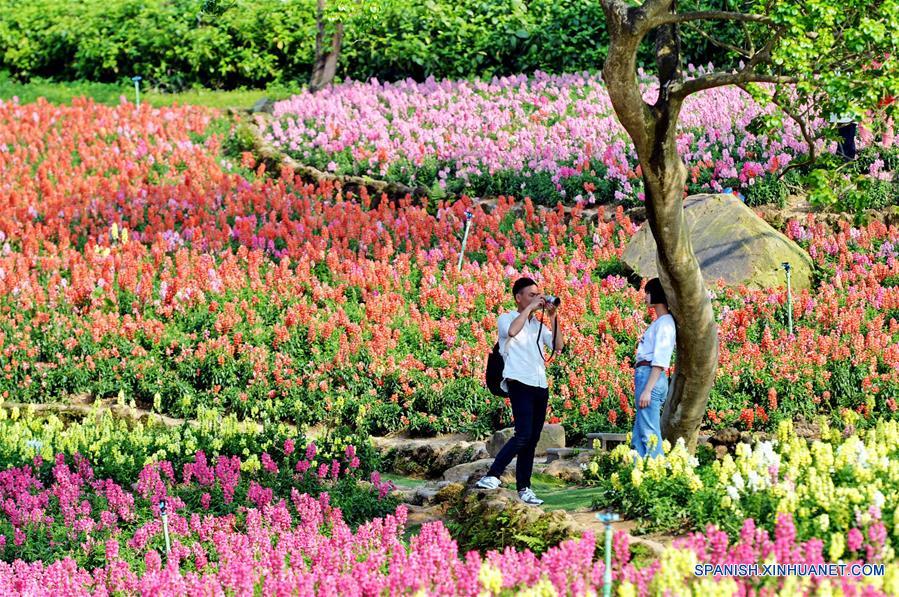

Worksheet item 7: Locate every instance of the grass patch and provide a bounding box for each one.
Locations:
[505,473,601,512]
[0,71,299,110]
[381,473,430,490]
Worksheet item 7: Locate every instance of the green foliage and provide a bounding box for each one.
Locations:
[0,0,751,90]
[762,0,898,123]
[805,160,899,216]
[744,172,793,208]
[0,405,293,484]
[444,490,580,555]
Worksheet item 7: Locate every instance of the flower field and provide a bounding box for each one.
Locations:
[1,97,899,442]
[2,81,899,593]
[264,70,898,205]
[0,413,896,595]
[587,419,899,558]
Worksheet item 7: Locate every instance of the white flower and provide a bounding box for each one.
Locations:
[726,485,740,501]
[731,472,745,491]
[747,470,766,492]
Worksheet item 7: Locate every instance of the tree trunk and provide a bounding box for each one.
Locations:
[310,0,344,92]
[640,123,719,453]
[600,0,719,452]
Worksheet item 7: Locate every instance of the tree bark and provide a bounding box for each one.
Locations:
[601,0,719,451]
[310,0,344,92]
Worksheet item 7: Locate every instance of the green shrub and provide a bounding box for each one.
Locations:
[444,489,580,555]
[744,172,791,207]
[0,0,749,90]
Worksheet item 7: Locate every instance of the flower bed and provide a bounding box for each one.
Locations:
[0,456,895,595]
[265,71,897,205]
[586,419,899,562]
[1,99,898,441]
[0,438,395,568]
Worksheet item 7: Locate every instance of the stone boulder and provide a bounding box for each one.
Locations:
[444,486,583,553]
[486,424,565,458]
[543,459,584,484]
[621,193,814,291]
[442,458,516,485]
[373,434,488,479]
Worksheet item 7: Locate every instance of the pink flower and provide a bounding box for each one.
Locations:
[105,539,119,561]
[847,528,864,552]
[261,453,279,475]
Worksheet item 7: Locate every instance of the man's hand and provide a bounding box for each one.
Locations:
[638,390,652,409]
[528,296,546,312]
[545,302,558,318]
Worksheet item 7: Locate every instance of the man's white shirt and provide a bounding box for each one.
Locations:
[497,311,554,392]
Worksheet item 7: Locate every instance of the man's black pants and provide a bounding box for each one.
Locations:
[487,379,549,491]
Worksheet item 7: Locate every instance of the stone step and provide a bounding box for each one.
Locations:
[586,433,628,452]
[544,447,580,463]
[586,432,712,451]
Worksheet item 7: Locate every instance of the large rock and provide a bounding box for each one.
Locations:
[621,193,814,291]
[486,424,565,458]
[442,458,516,485]
[543,459,584,483]
[373,434,488,479]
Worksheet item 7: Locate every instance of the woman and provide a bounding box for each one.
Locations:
[632,278,676,458]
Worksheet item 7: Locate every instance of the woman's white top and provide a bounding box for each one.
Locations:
[635,314,676,368]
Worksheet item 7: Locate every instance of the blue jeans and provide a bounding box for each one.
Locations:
[632,366,669,458]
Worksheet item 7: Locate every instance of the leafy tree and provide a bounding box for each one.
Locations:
[599,0,898,448]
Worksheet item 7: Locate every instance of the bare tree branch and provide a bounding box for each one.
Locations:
[738,83,818,172]
[656,11,773,25]
[671,71,798,98]
[655,0,681,105]
[683,22,751,58]
[740,20,756,56]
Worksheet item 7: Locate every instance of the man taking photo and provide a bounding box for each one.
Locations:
[476,277,564,505]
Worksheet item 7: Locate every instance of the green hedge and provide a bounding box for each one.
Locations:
[0,0,744,90]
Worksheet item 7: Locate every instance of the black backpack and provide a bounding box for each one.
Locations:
[485,342,508,397]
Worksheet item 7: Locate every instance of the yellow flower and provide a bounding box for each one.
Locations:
[694,577,739,597]
[649,547,697,594]
[241,454,261,473]
[616,581,636,597]
[611,472,622,490]
[111,222,119,240]
[630,468,643,488]
[829,532,845,561]
[777,420,794,444]
[516,577,557,597]
[478,562,503,595]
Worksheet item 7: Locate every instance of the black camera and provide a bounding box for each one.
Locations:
[544,295,561,307]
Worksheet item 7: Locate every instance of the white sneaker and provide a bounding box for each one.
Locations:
[475,475,501,490]
[518,487,544,506]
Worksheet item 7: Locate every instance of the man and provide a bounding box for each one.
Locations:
[632,278,676,458]
[476,277,564,505]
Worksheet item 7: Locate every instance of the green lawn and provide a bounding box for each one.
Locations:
[518,474,601,512]
[381,473,430,490]
[0,71,298,110]
[381,472,600,512]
